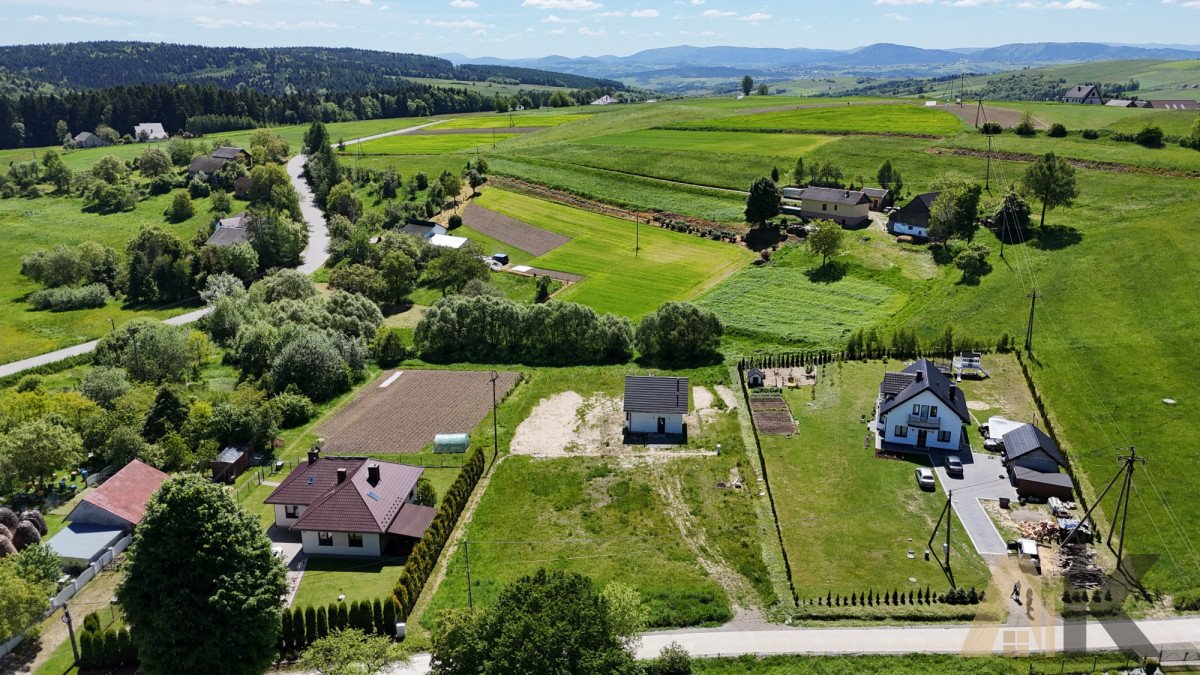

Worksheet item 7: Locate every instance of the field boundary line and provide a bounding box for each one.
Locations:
[503,153,751,195]
[928,146,1200,178]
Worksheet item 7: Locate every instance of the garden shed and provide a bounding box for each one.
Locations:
[434,433,470,454]
[211,441,252,483]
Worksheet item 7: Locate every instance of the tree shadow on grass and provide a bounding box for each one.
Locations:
[743,226,786,252]
[1031,224,1082,251]
[803,261,847,283]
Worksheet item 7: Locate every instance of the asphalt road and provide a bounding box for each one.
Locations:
[0,120,444,378]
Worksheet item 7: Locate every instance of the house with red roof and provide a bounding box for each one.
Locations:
[265,450,435,557]
[47,459,169,567]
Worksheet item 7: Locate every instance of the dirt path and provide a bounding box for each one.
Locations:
[3,569,124,675]
[714,385,739,410]
[653,468,763,626]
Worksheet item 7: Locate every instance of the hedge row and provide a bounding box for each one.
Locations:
[802,586,983,609]
[280,598,395,652]
[0,352,94,389]
[391,448,487,622]
[79,627,137,670]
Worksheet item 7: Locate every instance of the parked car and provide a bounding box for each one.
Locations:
[944,454,964,477]
[915,467,936,491]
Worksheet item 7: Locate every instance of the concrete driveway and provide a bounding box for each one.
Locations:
[932,451,1016,555]
[267,525,307,606]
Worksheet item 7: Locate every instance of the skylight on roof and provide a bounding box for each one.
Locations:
[367,491,380,501]
[307,476,314,485]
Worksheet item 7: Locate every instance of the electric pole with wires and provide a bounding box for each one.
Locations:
[1025,290,1040,352]
[1062,447,1147,576]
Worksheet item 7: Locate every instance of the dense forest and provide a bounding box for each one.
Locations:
[0,42,624,93]
[0,79,620,149]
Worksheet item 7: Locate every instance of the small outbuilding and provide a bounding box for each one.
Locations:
[1012,466,1074,501]
[429,233,469,250]
[623,375,689,436]
[204,212,252,247]
[72,131,109,149]
[233,175,253,199]
[1002,424,1064,473]
[133,122,169,141]
[591,95,620,106]
[746,368,765,388]
[188,155,229,180]
[861,187,893,211]
[211,146,251,163]
[212,440,252,483]
[400,221,448,240]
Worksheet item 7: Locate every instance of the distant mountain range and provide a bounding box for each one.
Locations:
[441,42,1200,80]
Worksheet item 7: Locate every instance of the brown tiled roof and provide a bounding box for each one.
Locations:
[73,459,169,526]
[267,457,424,534]
[387,504,437,538]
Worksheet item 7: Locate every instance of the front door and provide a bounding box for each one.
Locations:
[657,417,666,434]
[917,429,928,447]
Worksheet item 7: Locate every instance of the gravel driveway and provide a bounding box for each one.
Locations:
[932,451,1016,555]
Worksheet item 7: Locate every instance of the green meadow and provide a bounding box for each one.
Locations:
[352,133,519,155]
[578,129,836,156]
[430,112,595,130]
[671,104,965,136]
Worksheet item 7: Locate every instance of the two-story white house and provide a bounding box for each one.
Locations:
[782,186,871,227]
[265,451,435,557]
[875,359,970,451]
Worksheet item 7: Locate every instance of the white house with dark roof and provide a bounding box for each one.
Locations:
[204,212,252,247]
[875,359,969,451]
[623,375,689,435]
[1063,85,1103,105]
[888,192,941,240]
[265,450,434,557]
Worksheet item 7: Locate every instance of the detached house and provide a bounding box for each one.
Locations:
[623,375,689,436]
[265,451,435,557]
[1062,85,1103,105]
[888,191,940,240]
[46,460,168,567]
[204,212,253,247]
[875,359,969,451]
[133,122,169,141]
[787,186,871,227]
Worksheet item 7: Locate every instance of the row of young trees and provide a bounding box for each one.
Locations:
[281,599,397,653]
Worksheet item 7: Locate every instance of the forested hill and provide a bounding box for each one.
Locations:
[0,41,624,93]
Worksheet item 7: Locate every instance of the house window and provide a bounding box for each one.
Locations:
[938,430,951,443]
[822,203,828,211]
[348,533,363,548]
[912,404,920,415]
[285,505,300,518]
[318,532,333,547]
[930,406,938,418]
[894,425,908,438]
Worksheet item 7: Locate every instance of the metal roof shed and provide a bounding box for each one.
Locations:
[46,523,126,568]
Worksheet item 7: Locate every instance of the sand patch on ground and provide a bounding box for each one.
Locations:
[693,386,714,410]
[714,385,739,409]
[510,391,585,456]
[967,399,993,411]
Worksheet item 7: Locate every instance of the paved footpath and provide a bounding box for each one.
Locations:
[0,120,443,379]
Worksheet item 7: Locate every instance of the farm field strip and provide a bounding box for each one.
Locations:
[475,189,753,318]
[577,129,838,156]
[317,370,519,455]
[351,132,519,155]
[429,113,596,130]
[460,202,570,256]
[669,104,965,136]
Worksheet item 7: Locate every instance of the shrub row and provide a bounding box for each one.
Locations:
[391,448,487,622]
[1062,588,1113,604]
[844,325,1009,361]
[803,586,982,608]
[79,627,137,670]
[652,215,739,242]
[0,352,94,389]
[280,599,395,653]
[27,283,111,311]
[1173,589,1200,611]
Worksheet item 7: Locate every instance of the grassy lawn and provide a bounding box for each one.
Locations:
[292,556,407,608]
[353,133,519,155]
[0,192,210,364]
[953,353,1039,429]
[690,652,1139,674]
[339,153,473,182]
[761,360,990,600]
[475,189,753,318]
[672,104,964,136]
[579,129,836,156]
[939,130,1200,173]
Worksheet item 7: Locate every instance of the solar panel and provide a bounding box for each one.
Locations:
[367,491,380,501]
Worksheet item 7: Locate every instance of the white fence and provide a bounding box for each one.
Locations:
[49,533,132,611]
[0,635,22,661]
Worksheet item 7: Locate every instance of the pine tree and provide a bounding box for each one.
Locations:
[373,598,385,635]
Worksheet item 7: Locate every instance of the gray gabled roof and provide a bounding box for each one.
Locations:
[878,358,969,422]
[211,146,247,160]
[798,187,870,207]
[1065,84,1100,100]
[73,131,97,142]
[623,376,689,415]
[188,155,228,175]
[861,187,891,199]
[1002,424,1065,467]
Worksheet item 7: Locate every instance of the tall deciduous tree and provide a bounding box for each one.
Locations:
[741,75,754,96]
[1021,152,1078,227]
[743,176,781,228]
[634,302,723,366]
[118,474,287,675]
[0,418,83,487]
[807,219,845,268]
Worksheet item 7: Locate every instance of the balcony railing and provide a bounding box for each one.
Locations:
[908,414,940,428]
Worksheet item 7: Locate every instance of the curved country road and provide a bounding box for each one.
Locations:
[0,120,443,378]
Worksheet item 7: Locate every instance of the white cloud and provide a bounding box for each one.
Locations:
[547,27,568,33]
[329,0,374,4]
[1044,0,1102,8]
[220,0,261,5]
[424,18,489,29]
[1182,0,1200,7]
[680,29,715,35]
[884,11,910,20]
[701,8,735,16]
[874,0,931,4]
[631,8,660,16]
[738,11,770,20]
[690,0,705,4]
[193,16,337,29]
[57,14,135,26]
[1015,1,1038,6]
[578,25,607,35]
[24,14,47,21]
[450,0,479,6]
[541,14,578,22]
[596,10,626,15]
[522,0,602,9]
[944,0,999,5]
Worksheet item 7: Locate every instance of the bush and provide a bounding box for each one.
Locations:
[1047,123,1067,138]
[1014,111,1037,137]
[27,283,111,311]
[635,302,723,365]
[980,122,1003,135]
[1081,128,1100,140]
[372,326,409,367]
[270,392,316,428]
[165,191,195,222]
[1134,125,1164,148]
[447,214,463,230]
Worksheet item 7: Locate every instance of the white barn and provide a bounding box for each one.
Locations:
[875,359,969,451]
[623,375,689,435]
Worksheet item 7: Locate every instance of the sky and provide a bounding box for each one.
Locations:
[0,0,1197,60]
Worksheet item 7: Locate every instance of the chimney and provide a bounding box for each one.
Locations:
[307,448,320,466]
[336,468,348,484]
[915,370,923,382]
[367,464,381,486]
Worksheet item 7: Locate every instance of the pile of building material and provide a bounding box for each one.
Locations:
[1058,544,1105,589]
[1019,519,1059,543]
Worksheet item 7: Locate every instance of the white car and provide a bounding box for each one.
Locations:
[915,468,936,491]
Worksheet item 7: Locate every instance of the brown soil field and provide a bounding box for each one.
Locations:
[317,370,520,454]
[749,394,796,435]
[462,202,571,256]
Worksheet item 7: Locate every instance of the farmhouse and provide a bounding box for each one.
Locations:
[861,187,893,211]
[204,212,252,247]
[72,131,109,148]
[875,359,969,451]
[1002,423,1074,500]
[46,460,168,567]
[1147,100,1199,110]
[265,450,435,557]
[211,145,251,163]
[188,155,229,180]
[887,191,940,240]
[787,186,871,227]
[1062,84,1103,105]
[623,375,689,436]
[591,95,619,106]
[133,122,169,141]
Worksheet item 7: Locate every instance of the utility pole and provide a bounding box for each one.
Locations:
[985,134,992,192]
[62,604,80,665]
[489,371,499,469]
[1062,447,1146,575]
[464,540,473,610]
[928,489,955,588]
[1025,290,1040,353]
